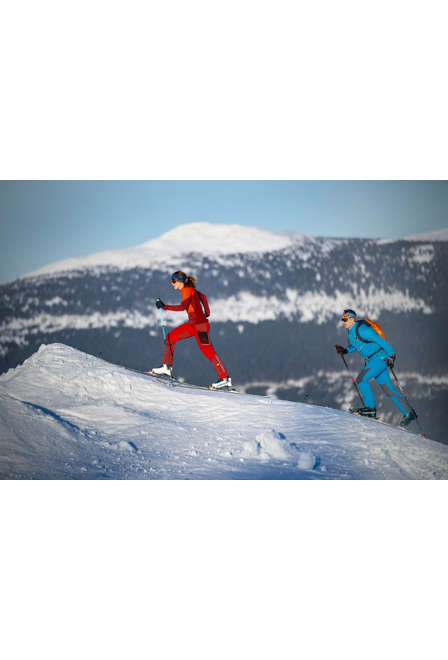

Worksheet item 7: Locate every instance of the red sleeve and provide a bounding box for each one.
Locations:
[164,296,192,312]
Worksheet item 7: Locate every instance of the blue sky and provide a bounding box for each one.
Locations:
[1,180,447,283]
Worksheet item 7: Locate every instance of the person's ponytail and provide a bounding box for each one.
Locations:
[171,270,196,287]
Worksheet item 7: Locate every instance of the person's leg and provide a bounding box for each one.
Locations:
[376,369,412,416]
[356,359,387,408]
[163,322,195,365]
[194,323,229,379]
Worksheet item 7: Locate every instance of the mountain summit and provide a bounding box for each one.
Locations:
[23,223,305,280]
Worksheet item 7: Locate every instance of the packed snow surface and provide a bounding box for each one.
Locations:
[1,344,447,480]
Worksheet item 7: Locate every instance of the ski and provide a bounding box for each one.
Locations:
[207,385,239,393]
[349,409,378,419]
[349,409,409,432]
[348,409,426,437]
[98,355,258,397]
[146,370,239,393]
[147,369,176,381]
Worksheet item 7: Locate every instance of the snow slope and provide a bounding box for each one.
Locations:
[0,344,447,480]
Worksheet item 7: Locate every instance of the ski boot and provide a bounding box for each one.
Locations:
[150,364,173,378]
[351,407,377,418]
[399,409,417,427]
[210,376,232,390]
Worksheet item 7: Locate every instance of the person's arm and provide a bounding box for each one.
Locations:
[335,329,356,355]
[345,340,357,354]
[163,295,192,312]
[344,329,358,354]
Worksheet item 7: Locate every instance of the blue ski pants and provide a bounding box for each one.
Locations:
[356,357,411,415]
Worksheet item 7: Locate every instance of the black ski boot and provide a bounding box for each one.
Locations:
[399,409,417,427]
[351,407,377,418]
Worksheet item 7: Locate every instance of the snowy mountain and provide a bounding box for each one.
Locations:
[403,227,448,242]
[1,223,447,444]
[19,222,448,281]
[22,223,302,279]
[1,343,447,480]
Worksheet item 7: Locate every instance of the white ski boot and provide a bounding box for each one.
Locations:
[210,376,232,390]
[150,364,173,378]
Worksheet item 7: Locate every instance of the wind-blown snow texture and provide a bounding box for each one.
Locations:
[1,344,447,480]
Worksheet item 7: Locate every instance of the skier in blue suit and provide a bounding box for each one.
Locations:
[335,309,416,427]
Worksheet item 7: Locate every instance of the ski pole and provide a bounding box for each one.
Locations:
[158,307,167,341]
[388,364,427,437]
[339,352,364,406]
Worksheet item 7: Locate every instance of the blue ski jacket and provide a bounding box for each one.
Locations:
[346,322,395,361]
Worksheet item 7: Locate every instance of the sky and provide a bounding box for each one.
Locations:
[1,180,447,284]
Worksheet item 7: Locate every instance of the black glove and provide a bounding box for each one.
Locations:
[384,354,396,368]
[155,298,165,309]
[335,344,348,355]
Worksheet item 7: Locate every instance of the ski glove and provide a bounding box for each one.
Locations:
[155,298,165,309]
[384,354,396,368]
[335,344,348,355]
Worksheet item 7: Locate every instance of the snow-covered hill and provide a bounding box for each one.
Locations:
[1,343,446,480]
[22,223,303,279]
[20,222,448,281]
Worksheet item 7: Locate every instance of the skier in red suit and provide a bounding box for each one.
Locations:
[151,271,231,389]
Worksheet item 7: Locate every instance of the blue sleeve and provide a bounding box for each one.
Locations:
[344,329,357,353]
[358,325,395,356]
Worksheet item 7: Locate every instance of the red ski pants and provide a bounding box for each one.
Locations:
[163,321,228,379]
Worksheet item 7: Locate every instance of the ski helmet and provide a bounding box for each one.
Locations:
[171,271,187,283]
[341,309,357,321]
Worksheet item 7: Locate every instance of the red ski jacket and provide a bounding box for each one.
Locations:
[163,286,210,325]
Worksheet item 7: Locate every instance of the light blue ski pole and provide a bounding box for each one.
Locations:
[159,307,167,341]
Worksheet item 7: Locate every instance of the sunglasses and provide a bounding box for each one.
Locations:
[341,316,353,322]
